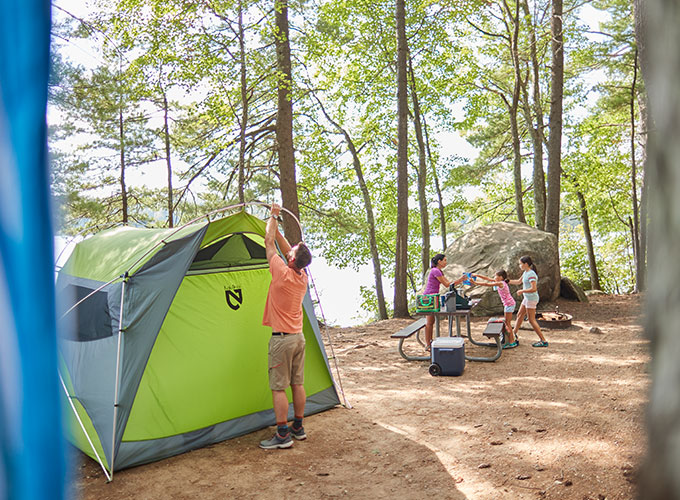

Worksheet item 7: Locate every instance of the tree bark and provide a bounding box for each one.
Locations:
[119,106,128,224]
[504,0,526,223]
[163,93,174,227]
[636,0,680,496]
[408,55,431,276]
[630,49,641,292]
[521,0,547,230]
[422,115,447,251]
[637,83,648,292]
[394,0,410,318]
[274,0,301,242]
[545,0,563,239]
[576,189,600,290]
[314,98,389,320]
[238,0,248,205]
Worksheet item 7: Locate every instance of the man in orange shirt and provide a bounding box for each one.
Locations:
[259,203,313,449]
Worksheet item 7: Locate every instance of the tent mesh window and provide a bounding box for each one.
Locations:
[190,233,267,272]
[59,285,112,341]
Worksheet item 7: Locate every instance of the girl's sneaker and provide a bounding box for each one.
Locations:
[502,341,518,349]
[532,341,549,348]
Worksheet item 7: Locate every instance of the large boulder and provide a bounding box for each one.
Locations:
[560,276,589,302]
[442,221,560,316]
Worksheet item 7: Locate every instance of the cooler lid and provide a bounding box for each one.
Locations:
[431,336,465,348]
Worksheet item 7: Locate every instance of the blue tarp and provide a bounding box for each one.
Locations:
[0,1,66,499]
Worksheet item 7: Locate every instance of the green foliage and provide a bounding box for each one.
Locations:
[48,0,644,323]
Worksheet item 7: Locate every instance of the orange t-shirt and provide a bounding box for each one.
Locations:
[262,254,308,333]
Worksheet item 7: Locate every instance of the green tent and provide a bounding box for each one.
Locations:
[56,211,340,477]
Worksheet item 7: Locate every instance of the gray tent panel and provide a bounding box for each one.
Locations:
[112,228,208,466]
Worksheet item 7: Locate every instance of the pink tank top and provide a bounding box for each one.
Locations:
[494,281,515,307]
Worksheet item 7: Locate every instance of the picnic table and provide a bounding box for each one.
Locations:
[391,300,504,362]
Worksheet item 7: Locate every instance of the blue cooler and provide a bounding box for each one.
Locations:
[429,337,465,376]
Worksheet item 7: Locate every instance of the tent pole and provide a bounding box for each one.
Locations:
[110,275,127,480]
[306,270,352,409]
[58,372,112,482]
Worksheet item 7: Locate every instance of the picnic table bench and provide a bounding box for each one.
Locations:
[390,317,429,361]
[393,301,504,363]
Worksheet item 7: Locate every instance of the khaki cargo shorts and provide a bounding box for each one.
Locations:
[268,333,305,391]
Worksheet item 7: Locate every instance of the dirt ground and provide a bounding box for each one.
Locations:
[72,294,648,500]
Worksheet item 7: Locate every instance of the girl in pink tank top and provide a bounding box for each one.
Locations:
[472,270,518,348]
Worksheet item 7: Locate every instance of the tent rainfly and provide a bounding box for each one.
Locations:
[56,211,340,478]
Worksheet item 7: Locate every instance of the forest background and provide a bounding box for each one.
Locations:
[47,0,646,326]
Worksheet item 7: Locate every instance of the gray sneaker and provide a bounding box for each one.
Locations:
[291,425,307,440]
[259,432,293,449]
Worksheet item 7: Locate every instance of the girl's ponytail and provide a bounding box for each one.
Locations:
[520,255,537,273]
[496,269,509,283]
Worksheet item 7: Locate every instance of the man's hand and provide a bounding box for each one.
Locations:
[271,203,281,219]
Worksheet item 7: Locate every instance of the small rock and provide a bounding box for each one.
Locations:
[564,479,573,487]
[590,326,603,334]
[536,428,546,433]
[317,472,330,477]
[511,427,518,432]
[478,463,491,469]
[517,474,531,480]
[490,441,504,446]
[534,465,545,471]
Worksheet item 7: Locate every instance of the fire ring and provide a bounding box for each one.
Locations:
[535,311,573,329]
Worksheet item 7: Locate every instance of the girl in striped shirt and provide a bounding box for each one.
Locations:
[472,270,518,348]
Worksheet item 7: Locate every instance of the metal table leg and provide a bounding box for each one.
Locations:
[464,336,502,362]
[397,338,430,362]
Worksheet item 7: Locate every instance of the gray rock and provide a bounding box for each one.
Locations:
[560,276,589,302]
[442,221,560,316]
[585,289,607,296]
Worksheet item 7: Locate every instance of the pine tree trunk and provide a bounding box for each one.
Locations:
[422,115,447,251]
[408,56,431,276]
[119,107,128,224]
[394,0,410,318]
[505,0,525,223]
[630,49,641,292]
[163,93,174,228]
[238,0,248,205]
[521,0,546,230]
[545,0,563,239]
[576,189,600,290]
[315,98,389,320]
[274,0,301,242]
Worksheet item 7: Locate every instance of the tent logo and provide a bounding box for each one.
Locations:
[225,287,243,310]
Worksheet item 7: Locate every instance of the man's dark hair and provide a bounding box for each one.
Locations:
[293,243,312,269]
